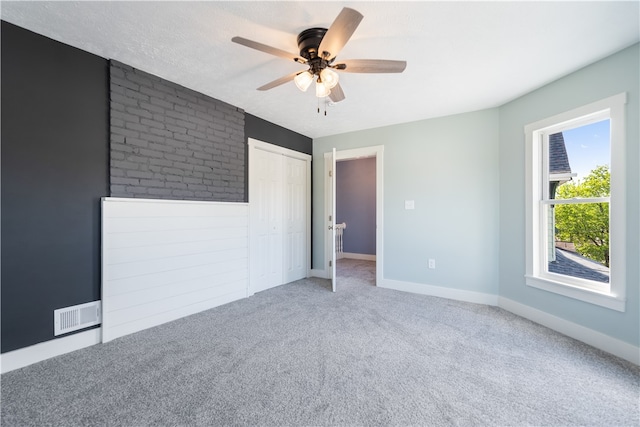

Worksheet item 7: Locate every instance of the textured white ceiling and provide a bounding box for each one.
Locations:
[2,1,639,138]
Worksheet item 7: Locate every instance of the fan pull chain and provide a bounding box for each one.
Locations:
[316,98,328,116]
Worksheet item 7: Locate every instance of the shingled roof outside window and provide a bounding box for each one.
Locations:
[549,132,572,175]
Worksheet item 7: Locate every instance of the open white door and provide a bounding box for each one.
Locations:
[324,145,384,289]
[330,148,337,292]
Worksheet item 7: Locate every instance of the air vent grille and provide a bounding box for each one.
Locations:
[54,301,101,336]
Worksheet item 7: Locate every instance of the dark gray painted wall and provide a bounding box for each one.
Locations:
[245,113,312,156]
[336,158,376,255]
[1,22,109,353]
[110,61,245,201]
[1,21,313,353]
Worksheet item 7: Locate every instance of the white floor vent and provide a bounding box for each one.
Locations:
[54,301,101,336]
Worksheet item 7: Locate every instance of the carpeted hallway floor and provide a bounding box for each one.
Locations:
[1,259,638,426]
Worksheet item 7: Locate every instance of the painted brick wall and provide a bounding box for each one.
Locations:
[110,61,245,201]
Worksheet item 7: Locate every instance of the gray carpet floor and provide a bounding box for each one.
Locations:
[1,259,639,426]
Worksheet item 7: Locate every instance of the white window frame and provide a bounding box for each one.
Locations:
[524,93,626,312]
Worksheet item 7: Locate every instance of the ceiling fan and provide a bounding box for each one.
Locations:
[232,7,407,103]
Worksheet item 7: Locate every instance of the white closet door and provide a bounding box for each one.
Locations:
[249,138,310,295]
[284,156,306,283]
[254,149,283,293]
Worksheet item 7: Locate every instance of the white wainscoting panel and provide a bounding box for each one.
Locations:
[102,198,249,342]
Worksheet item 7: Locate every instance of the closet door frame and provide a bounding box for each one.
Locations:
[248,138,311,296]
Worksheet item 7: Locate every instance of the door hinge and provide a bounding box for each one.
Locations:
[329,170,333,177]
[329,215,332,221]
[329,260,332,267]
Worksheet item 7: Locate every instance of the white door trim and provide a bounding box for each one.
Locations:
[248,138,312,295]
[324,145,384,286]
[249,138,312,161]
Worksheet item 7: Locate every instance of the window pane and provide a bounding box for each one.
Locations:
[548,119,611,200]
[546,120,610,284]
[547,202,610,284]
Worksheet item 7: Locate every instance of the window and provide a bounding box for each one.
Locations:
[525,93,626,311]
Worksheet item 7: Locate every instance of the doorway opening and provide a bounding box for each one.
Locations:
[324,145,384,291]
[335,157,377,286]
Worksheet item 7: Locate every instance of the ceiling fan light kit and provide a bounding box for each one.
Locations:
[315,79,331,98]
[320,68,339,89]
[294,71,314,92]
[232,7,406,107]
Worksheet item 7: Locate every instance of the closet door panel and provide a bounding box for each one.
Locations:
[267,150,283,289]
[284,156,306,283]
[253,149,283,292]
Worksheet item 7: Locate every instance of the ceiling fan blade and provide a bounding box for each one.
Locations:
[329,83,345,103]
[232,36,306,63]
[257,71,301,91]
[334,59,407,73]
[318,7,364,60]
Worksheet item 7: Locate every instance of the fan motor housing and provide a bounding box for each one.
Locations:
[297,28,327,60]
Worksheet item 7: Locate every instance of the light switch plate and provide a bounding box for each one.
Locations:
[405,200,415,210]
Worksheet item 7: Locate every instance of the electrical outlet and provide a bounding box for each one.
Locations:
[428,259,436,269]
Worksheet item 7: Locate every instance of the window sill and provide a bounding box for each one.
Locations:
[525,275,625,312]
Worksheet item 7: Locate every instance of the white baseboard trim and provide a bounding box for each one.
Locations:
[1,328,102,374]
[380,279,499,306]
[499,297,639,365]
[310,269,329,279]
[342,253,376,261]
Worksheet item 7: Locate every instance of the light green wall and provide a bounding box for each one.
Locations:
[313,108,500,295]
[312,42,639,348]
[498,43,640,346]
